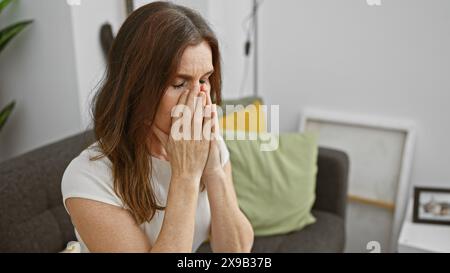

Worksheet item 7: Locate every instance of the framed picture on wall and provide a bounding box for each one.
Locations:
[413,187,450,226]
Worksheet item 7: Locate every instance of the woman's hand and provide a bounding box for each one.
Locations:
[153,89,211,185]
[201,104,225,183]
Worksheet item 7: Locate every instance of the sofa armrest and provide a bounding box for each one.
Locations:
[312,147,349,220]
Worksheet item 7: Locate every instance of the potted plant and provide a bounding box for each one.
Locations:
[0,0,33,131]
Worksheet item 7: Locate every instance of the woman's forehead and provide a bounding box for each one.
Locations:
[177,42,213,75]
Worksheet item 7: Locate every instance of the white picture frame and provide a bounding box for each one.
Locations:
[299,108,416,252]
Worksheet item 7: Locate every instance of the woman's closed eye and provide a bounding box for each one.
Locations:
[173,81,186,89]
[173,78,209,89]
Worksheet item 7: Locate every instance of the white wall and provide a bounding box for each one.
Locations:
[2,0,449,193]
[207,0,256,99]
[0,0,82,161]
[70,0,127,129]
[257,0,450,190]
[0,0,126,161]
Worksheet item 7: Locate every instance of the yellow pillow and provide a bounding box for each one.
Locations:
[219,100,266,132]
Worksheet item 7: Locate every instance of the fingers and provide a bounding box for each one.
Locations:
[186,88,199,120]
[193,92,206,140]
[211,104,218,140]
[178,89,189,105]
[172,90,189,125]
[205,90,212,106]
[171,89,215,142]
[201,91,207,107]
[203,104,213,142]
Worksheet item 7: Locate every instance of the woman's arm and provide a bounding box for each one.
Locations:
[66,197,151,252]
[151,175,200,252]
[65,175,200,253]
[205,161,254,253]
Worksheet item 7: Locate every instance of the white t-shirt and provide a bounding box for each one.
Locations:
[61,136,230,253]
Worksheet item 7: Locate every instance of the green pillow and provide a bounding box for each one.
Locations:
[224,132,318,236]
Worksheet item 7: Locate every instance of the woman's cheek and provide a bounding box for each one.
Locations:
[165,87,182,104]
[157,89,180,132]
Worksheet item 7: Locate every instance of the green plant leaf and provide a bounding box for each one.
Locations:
[0,20,33,54]
[0,101,15,132]
[0,0,15,14]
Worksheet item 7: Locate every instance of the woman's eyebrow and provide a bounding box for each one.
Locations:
[175,69,214,80]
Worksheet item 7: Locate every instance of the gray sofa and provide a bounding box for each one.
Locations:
[0,130,349,253]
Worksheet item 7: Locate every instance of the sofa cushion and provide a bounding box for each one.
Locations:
[224,132,318,236]
[196,210,345,253]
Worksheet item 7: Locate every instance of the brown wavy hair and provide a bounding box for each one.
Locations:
[91,1,222,224]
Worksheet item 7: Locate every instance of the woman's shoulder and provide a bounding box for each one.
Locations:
[61,142,123,211]
[63,142,112,178]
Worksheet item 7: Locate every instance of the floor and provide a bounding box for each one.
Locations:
[344,200,394,253]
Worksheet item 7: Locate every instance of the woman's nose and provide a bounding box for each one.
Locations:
[200,83,207,93]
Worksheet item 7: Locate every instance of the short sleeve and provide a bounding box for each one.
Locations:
[61,147,124,214]
[217,134,230,167]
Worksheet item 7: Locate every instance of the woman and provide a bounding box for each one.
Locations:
[61,1,254,253]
